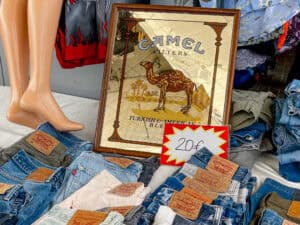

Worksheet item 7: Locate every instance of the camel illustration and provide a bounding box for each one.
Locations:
[140,61,196,114]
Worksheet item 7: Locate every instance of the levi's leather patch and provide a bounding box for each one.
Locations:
[105,157,135,168]
[169,191,203,220]
[180,187,213,204]
[108,183,143,197]
[283,220,297,225]
[106,206,134,216]
[193,168,231,193]
[287,201,300,219]
[0,183,14,194]
[26,167,54,182]
[206,156,238,179]
[67,210,108,225]
[26,131,59,156]
[183,177,218,200]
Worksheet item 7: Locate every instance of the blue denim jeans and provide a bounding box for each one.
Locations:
[140,187,223,225]
[245,178,300,225]
[37,122,93,162]
[230,122,267,150]
[257,208,287,225]
[142,173,242,225]
[272,124,300,181]
[187,148,251,188]
[273,98,285,123]
[0,168,65,225]
[272,124,300,155]
[278,162,300,182]
[279,93,300,126]
[0,150,56,185]
[284,79,300,96]
[55,151,143,202]
[0,150,66,184]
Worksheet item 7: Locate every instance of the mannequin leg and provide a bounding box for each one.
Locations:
[21,0,84,131]
[0,0,44,129]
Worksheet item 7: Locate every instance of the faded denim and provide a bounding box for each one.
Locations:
[55,151,143,202]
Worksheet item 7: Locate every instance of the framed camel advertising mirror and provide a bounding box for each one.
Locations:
[94,4,240,157]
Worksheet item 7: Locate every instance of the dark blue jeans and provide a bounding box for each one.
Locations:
[230,122,267,150]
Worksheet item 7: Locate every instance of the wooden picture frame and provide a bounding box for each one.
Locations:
[94,4,240,157]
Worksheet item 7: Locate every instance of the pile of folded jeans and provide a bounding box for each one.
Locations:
[229,90,274,169]
[137,147,257,225]
[0,122,160,225]
[272,79,300,182]
[246,178,300,225]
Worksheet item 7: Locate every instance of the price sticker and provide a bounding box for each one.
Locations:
[160,123,229,166]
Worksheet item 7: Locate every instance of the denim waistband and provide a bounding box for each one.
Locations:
[37,123,93,162]
[0,150,62,185]
[187,147,251,186]
[0,131,68,168]
[231,122,268,147]
[55,151,143,202]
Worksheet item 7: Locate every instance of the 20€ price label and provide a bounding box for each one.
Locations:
[160,123,229,166]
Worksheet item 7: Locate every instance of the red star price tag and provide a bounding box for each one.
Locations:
[160,123,229,166]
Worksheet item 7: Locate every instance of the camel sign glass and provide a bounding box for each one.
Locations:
[95,4,240,157]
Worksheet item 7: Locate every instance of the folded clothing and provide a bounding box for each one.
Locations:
[33,205,124,225]
[0,130,68,168]
[257,208,299,225]
[0,150,58,184]
[250,192,300,224]
[0,166,65,225]
[101,153,160,186]
[272,80,300,182]
[37,122,93,162]
[230,121,268,150]
[139,147,256,225]
[230,90,274,131]
[245,178,300,225]
[59,170,150,210]
[98,205,145,225]
[0,122,93,168]
[55,151,143,202]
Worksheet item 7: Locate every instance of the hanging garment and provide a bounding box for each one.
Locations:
[278,13,300,54]
[225,0,300,46]
[55,0,107,68]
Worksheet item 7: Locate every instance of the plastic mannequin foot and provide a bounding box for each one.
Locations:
[7,101,45,129]
[20,89,84,131]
